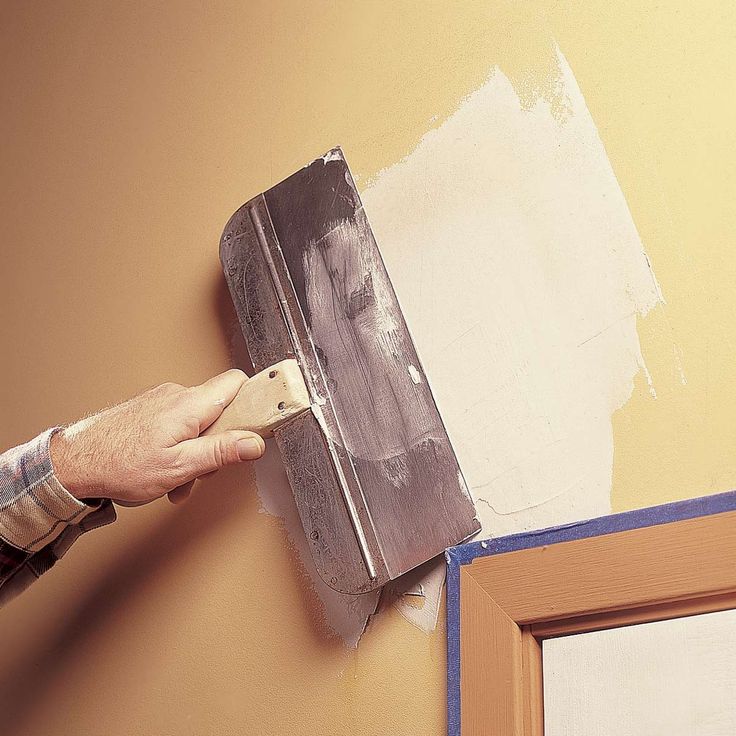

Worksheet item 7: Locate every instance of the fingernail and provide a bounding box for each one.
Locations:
[237,437,264,461]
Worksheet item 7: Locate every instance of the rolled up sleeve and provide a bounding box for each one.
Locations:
[0,428,116,604]
[0,427,103,551]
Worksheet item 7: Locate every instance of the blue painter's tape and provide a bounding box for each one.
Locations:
[445,488,736,736]
[445,546,463,736]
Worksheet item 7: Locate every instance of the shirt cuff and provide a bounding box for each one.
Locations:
[0,428,102,553]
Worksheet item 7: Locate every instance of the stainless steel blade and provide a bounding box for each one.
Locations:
[219,148,480,594]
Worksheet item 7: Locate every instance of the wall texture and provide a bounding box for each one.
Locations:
[1,2,734,735]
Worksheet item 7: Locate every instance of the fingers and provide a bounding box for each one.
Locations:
[174,430,265,486]
[168,480,195,504]
[166,371,260,504]
[187,369,248,432]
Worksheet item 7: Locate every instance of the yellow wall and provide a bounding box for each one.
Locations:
[1,2,734,734]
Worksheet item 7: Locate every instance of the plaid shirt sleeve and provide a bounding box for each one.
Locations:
[0,427,116,605]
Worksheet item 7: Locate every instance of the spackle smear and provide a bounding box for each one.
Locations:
[362,45,662,633]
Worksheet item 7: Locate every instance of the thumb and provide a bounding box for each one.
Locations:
[174,430,265,482]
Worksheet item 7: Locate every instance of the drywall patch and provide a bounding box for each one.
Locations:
[362,46,662,631]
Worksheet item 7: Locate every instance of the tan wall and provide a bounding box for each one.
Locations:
[1,2,734,734]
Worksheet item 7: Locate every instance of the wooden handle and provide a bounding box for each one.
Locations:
[168,359,310,504]
[204,359,310,438]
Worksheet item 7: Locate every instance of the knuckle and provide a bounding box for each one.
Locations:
[211,440,226,468]
[227,368,247,381]
[212,438,238,468]
[168,452,191,483]
[181,414,201,437]
[174,386,197,410]
[157,381,184,397]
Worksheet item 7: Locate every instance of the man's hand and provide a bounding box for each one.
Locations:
[49,369,265,506]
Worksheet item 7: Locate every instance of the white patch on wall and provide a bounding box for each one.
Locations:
[362,47,662,632]
[255,46,662,643]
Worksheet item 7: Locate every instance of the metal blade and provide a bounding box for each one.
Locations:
[220,148,480,594]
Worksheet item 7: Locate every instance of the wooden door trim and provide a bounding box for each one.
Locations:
[446,490,736,736]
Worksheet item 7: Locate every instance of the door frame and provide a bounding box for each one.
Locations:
[446,490,736,736]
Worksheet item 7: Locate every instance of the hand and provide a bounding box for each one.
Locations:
[49,369,265,506]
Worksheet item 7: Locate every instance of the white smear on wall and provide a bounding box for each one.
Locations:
[254,46,662,643]
[361,47,662,631]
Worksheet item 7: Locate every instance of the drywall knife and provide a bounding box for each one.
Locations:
[216,148,480,595]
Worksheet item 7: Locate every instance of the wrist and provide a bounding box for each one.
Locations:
[49,428,93,500]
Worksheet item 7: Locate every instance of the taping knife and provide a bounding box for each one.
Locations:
[209,148,480,595]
